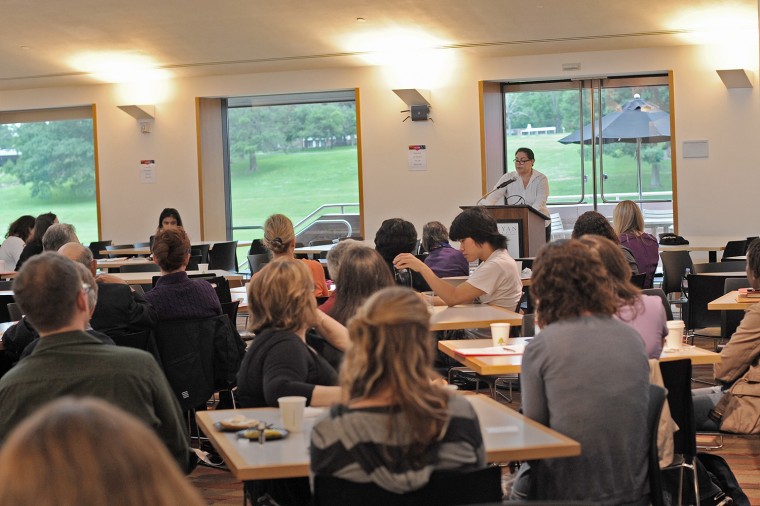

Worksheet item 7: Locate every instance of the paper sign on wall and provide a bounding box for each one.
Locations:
[408,145,427,171]
[140,160,156,184]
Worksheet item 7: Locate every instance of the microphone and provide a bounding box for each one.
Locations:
[476,177,517,205]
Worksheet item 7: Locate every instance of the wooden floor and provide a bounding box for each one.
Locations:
[188,348,760,505]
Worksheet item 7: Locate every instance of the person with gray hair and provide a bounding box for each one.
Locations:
[319,239,361,313]
[57,242,157,337]
[0,252,195,473]
[41,223,78,252]
[421,221,469,278]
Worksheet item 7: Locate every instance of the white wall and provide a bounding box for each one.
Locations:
[0,43,757,256]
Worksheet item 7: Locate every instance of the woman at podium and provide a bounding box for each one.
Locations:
[483,147,550,241]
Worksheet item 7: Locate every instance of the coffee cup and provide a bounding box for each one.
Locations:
[665,320,685,350]
[278,396,307,432]
[198,263,209,273]
[491,323,510,347]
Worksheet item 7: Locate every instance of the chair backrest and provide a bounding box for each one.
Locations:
[185,274,232,304]
[642,288,674,321]
[110,329,161,362]
[745,237,759,253]
[208,241,238,272]
[722,277,751,338]
[648,384,667,506]
[6,302,22,322]
[686,274,729,332]
[193,243,211,264]
[247,253,270,274]
[120,263,160,273]
[0,293,15,323]
[520,313,536,337]
[88,240,112,260]
[659,359,696,458]
[659,251,694,296]
[220,300,240,326]
[692,260,745,273]
[309,239,333,246]
[248,239,267,255]
[186,254,202,272]
[630,272,647,288]
[313,466,502,506]
[721,240,747,261]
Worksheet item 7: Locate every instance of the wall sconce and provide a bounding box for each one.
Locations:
[392,89,431,122]
[117,104,155,133]
[716,69,754,88]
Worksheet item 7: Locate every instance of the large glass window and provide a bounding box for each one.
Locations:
[223,91,361,250]
[503,75,674,234]
[0,107,98,243]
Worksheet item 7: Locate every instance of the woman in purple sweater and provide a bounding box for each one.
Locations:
[422,221,470,278]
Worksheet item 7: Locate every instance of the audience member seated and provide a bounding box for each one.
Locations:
[572,210,639,275]
[422,221,470,278]
[41,223,78,252]
[158,207,183,230]
[510,239,649,504]
[15,212,56,270]
[374,217,430,292]
[0,253,194,473]
[319,239,361,313]
[311,286,485,493]
[329,246,394,325]
[252,213,329,298]
[145,227,221,321]
[0,215,35,271]
[394,207,522,311]
[580,235,667,358]
[614,200,659,288]
[692,239,760,434]
[237,258,348,506]
[0,397,204,506]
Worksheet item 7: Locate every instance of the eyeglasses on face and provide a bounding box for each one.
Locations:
[513,158,532,164]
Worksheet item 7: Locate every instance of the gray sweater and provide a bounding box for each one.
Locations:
[521,315,650,505]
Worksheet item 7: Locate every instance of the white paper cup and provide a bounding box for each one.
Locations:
[665,320,685,350]
[491,323,510,346]
[198,263,209,273]
[278,396,307,432]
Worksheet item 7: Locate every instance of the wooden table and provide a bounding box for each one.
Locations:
[708,290,757,311]
[110,269,244,287]
[0,271,16,280]
[293,244,335,257]
[429,304,522,331]
[438,338,721,375]
[659,245,725,263]
[195,394,580,481]
[96,257,154,271]
[100,240,236,257]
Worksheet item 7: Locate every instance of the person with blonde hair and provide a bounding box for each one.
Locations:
[613,200,659,288]
[0,397,204,506]
[310,286,485,493]
[254,213,329,297]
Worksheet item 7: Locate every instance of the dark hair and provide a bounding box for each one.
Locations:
[571,211,618,242]
[151,227,190,272]
[5,215,35,240]
[331,247,394,325]
[13,252,81,333]
[374,218,417,263]
[449,207,507,250]
[530,239,617,327]
[578,235,642,318]
[422,221,449,252]
[157,208,183,229]
[515,147,535,160]
[747,238,760,280]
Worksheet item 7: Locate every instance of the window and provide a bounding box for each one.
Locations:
[0,106,99,243]
[223,91,361,248]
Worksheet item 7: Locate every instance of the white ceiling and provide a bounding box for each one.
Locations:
[1,0,756,90]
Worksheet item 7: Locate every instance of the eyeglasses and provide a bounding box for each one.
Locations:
[513,158,532,164]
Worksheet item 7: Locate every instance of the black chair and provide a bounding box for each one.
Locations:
[721,240,747,261]
[313,466,502,506]
[0,292,14,323]
[660,250,693,312]
[120,263,160,273]
[133,241,151,257]
[186,254,202,272]
[687,273,744,350]
[692,261,745,273]
[648,384,667,506]
[745,237,758,253]
[111,329,161,362]
[247,253,269,275]
[208,241,238,272]
[630,272,647,288]
[0,280,12,290]
[642,288,674,321]
[88,240,112,260]
[309,239,333,246]
[192,244,211,264]
[220,299,240,326]
[721,277,751,340]
[6,302,22,322]
[520,313,536,337]
[248,239,267,255]
[106,243,137,258]
[659,360,699,506]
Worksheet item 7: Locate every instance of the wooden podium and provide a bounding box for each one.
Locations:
[461,205,549,257]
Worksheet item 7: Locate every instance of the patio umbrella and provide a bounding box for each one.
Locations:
[558,94,670,196]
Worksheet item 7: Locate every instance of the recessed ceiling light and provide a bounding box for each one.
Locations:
[356,17,366,22]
